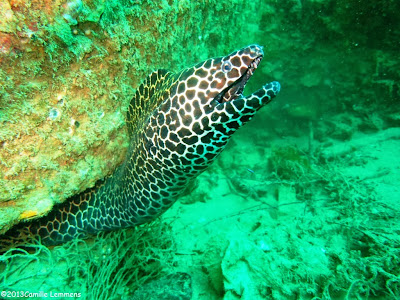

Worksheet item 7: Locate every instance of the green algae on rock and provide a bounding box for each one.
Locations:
[0,0,275,234]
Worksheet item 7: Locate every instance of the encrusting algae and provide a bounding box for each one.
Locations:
[1,0,274,233]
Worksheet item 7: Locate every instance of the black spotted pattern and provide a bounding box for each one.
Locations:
[1,45,280,248]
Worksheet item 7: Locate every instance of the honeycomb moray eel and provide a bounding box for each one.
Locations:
[2,45,280,248]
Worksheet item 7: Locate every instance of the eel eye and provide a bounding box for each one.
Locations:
[221,61,232,73]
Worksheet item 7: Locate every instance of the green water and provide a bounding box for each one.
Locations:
[1,0,399,299]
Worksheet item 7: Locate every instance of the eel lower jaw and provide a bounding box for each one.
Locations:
[214,55,263,105]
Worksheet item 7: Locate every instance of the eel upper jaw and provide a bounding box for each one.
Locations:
[214,55,263,105]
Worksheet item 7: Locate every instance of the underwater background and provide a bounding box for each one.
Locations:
[0,0,399,299]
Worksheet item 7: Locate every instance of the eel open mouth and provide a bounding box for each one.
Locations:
[214,55,263,104]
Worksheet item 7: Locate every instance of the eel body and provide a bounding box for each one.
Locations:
[2,45,280,247]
